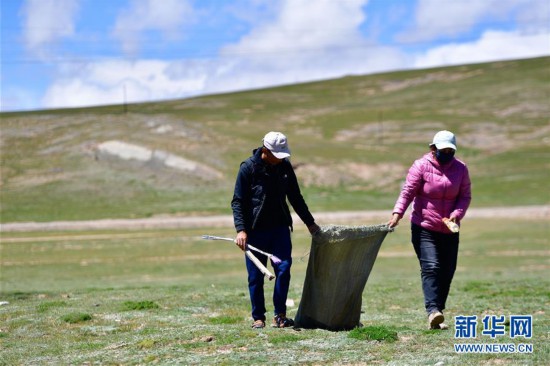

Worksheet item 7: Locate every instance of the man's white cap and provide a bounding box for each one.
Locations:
[263,131,291,159]
[430,130,457,151]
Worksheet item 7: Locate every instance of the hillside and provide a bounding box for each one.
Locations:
[1,56,549,223]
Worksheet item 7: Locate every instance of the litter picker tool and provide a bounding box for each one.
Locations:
[201,235,276,281]
[245,250,275,281]
[201,235,282,264]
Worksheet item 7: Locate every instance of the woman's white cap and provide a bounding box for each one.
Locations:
[430,130,457,150]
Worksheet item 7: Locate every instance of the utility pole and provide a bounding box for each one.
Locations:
[378,110,384,145]
[123,83,128,113]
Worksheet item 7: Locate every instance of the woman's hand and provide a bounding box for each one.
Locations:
[388,213,402,228]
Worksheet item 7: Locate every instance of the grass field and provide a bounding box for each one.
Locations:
[1,56,549,365]
[1,217,548,365]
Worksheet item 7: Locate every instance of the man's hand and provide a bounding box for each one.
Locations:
[235,231,247,251]
[308,223,321,236]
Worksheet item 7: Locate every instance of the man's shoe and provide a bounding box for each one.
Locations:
[428,311,444,329]
[272,313,295,328]
[251,319,265,329]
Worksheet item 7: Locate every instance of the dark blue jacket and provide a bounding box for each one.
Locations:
[231,147,315,233]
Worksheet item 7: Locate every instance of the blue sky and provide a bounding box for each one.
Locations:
[1,0,549,112]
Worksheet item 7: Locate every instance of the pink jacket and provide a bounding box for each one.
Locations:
[393,152,471,233]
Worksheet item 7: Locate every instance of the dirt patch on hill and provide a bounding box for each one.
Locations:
[6,170,74,188]
[334,121,446,146]
[460,122,550,152]
[296,162,404,189]
[380,70,484,93]
[95,140,223,181]
[334,120,550,153]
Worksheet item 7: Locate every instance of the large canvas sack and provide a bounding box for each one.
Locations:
[295,224,392,331]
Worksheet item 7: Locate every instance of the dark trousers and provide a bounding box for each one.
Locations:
[411,223,459,314]
[246,226,292,321]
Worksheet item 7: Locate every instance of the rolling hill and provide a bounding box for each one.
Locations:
[1,56,549,223]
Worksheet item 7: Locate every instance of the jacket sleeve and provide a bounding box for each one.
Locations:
[393,159,424,216]
[285,164,316,227]
[231,162,251,233]
[451,164,472,221]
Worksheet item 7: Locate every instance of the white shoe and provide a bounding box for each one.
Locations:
[428,311,444,329]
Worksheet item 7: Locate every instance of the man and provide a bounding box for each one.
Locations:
[231,131,320,329]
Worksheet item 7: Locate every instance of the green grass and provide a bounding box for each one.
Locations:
[121,301,160,311]
[1,57,549,222]
[61,312,93,324]
[37,300,67,313]
[348,326,399,342]
[1,218,548,364]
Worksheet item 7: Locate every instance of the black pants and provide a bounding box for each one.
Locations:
[411,223,459,315]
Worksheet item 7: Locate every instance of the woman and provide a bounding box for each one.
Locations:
[388,130,471,330]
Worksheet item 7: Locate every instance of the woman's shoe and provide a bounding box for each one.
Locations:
[428,311,444,329]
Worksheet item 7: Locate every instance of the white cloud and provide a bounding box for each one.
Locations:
[42,60,207,109]
[401,0,549,42]
[206,45,408,95]
[415,29,550,68]
[113,0,194,54]
[214,0,409,91]
[224,0,368,55]
[21,0,80,56]
[42,0,413,110]
[39,0,548,112]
